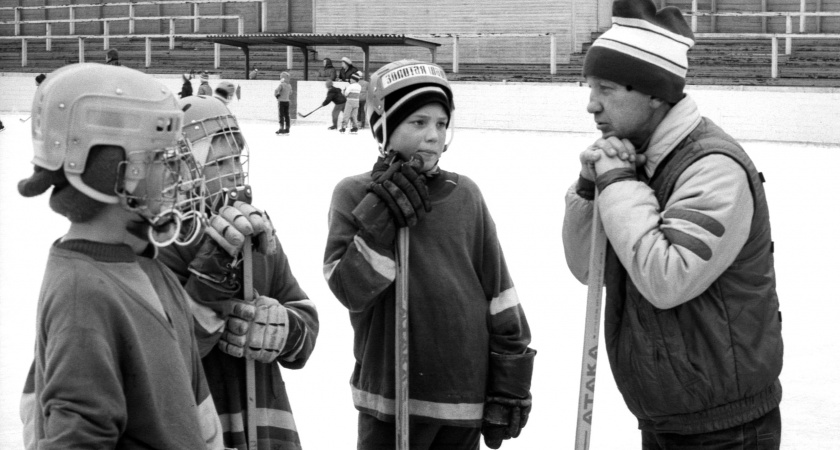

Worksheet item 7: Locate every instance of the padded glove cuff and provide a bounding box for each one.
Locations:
[487,348,537,398]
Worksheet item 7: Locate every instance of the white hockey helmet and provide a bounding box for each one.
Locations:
[29,63,198,246]
[366,59,455,154]
[179,95,250,213]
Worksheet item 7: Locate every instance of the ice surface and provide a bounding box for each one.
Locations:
[1,117,838,449]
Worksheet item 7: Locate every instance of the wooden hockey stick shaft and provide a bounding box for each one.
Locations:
[297,104,326,118]
[574,190,607,450]
[243,243,258,450]
[395,227,410,450]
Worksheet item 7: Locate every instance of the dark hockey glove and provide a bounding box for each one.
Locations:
[187,234,242,295]
[367,154,431,227]
[482,348,537,449]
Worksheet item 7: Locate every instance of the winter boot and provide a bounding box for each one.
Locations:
[276,127,283,135]
[339,127,346,134]
[328,125,337,130]
[350,127,358,134]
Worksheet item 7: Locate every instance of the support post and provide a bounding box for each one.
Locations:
[243,46,250,79]
[550,34,557,75]
[691,0,698,32]
[103,20,109,50]
[129,3,135,34]
[78,37,85,63]
[771,37,778,78]
[21,38,27,67]
[193,3,200,33]
[571,0,578,53]
[362,45,370,79]
[170,18,175,50]
[261,0,268,32]
[800,0,807,33]
[145,37,151,68]
[14,7,20,36]
[215,43,221,69]
[785,16,792,54]
[239,17,244,35]
[710,0,717,32]
[301,46,310,80]
[816,0,823,32]
[46,23,52,52]
[452,36,459,74]
[286,45,293,69]
[761,0,768,33]
[69,6,75,35]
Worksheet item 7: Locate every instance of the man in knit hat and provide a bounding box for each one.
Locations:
[17,62,223,449]
[197,71,213,96]
[562,0,783,447]
[324,59,535,449]
[105,47,120,66]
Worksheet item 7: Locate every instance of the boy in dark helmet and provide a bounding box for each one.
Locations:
[324,59,536,449]
[158,95,319,450]
[18,63,222,449]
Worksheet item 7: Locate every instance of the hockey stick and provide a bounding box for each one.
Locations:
[297,104,325,118]
[395,227,410,450]
[20,116,31,122]
[574,189,607,450]
[243,242,258,450]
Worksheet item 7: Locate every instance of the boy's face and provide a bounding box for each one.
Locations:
[388,103,449,172]
[201,132,246,198]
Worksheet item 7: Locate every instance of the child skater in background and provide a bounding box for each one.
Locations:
[323,59,536,450]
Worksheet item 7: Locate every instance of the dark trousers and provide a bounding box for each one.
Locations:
[332,102,345,127]
[642,407,781,450]
[278,101,290,130]
[358,99,367,127]
[357,412,480,450]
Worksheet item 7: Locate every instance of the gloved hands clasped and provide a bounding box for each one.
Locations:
[367,154,432,228]
[218,295,289,363]
[482,348,537,449]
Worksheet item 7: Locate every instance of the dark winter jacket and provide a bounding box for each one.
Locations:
[179,79,193,98]
[324,169,533,426]
[322,58,337,81]
[339,64,359,82]
[322,86,346,106]
[563,96,783,434]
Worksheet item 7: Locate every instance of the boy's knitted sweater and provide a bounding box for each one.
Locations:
[324,169,531,426]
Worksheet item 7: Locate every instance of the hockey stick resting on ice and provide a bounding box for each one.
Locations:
[574,189,607,450]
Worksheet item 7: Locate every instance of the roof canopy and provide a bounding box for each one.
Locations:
[182,33,441,79]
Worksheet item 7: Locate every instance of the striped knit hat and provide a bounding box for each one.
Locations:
[583,0,694,103]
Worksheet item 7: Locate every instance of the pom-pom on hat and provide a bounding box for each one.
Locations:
[583,0,694,103]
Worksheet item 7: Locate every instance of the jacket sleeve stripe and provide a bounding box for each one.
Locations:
[489,287,521,316]
[352,386,483,421]
[218,408,298,433]
[664,209,725,237]
[662,228,713,261]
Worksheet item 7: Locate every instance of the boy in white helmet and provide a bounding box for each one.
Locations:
[17,63,223,449]
[323,59,535,449]
[158,95,319,450]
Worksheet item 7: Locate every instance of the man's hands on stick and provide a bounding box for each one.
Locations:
[579,137,646,180]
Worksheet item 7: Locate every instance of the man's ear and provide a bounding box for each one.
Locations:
[649,96,667,109]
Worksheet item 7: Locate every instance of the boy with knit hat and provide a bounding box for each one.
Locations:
[157,95,319,450]
[17,63,223,449]
[324,59,535,449]
[105,47,120,66]
[562,0,783,447]
[338,56,359,82]
[320,80,346,130]
[275,71,293,134]
[197,71,213,96]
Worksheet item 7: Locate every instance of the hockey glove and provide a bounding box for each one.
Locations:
[367,154,431,227]
[188,234,242,295]
[206,201,277,256]
[482,348,537,449]
[218,295,289,364]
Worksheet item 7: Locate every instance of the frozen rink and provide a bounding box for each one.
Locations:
[1,116,839,449]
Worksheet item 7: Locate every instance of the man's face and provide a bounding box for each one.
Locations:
[586,76,658,147]
[388,103,449,172]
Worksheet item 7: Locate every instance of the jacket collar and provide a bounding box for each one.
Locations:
[55,239,157,262]
[641,95,703,179]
